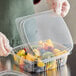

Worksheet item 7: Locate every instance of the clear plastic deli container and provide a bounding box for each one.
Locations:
[13,10,73,72]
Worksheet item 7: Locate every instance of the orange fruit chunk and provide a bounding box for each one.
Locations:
[26,53,36,61]
[46,39,54,48]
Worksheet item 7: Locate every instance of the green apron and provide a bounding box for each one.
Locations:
[0,0,34,47]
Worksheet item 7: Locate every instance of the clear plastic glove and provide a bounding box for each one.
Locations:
[0,32,12,56]
[47,0,70,17]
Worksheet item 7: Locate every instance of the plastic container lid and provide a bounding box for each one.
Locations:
[16,10,73,52]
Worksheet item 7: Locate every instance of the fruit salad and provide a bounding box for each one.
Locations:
[13,39,68,72]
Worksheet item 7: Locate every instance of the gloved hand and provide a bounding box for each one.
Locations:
[0,32,12,56]
[47,0,70,17]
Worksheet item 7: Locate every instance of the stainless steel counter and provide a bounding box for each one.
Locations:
[0,45,76,76]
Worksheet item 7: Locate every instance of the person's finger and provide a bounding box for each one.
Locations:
[52,0,62,16]
[56,1,62,15]
[3,37,12,53]
[0,32,9,44]
[0,36,8,56]
[61,0,70,17]
[5,43,12,54]
[52,1,57,12]
[0,45,3,56]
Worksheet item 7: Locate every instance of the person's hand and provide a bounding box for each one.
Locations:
[0,32,12,56]
[47,0,70,17]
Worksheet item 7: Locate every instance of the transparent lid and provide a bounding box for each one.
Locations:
[16,10,73,52]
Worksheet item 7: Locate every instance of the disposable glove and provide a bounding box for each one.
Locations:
[0,32,12,56]
[47,0,70,17]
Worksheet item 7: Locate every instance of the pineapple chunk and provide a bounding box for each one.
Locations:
[37,59,45,67]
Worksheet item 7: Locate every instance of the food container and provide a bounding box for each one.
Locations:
[13,10,73,72]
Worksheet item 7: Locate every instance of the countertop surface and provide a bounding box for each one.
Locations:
[0,45,76,76]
